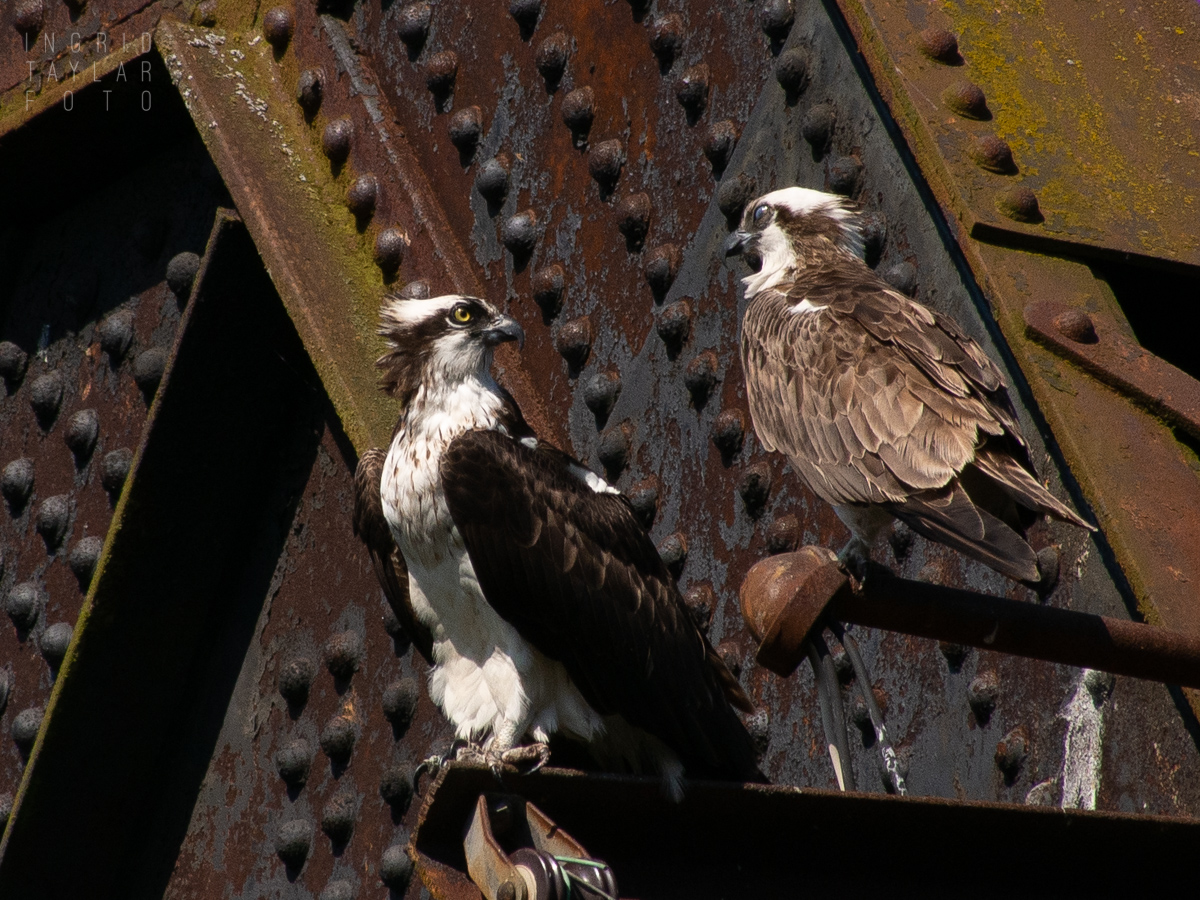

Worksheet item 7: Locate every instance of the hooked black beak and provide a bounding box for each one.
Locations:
[724,230,750,258]
[482,315,525,350]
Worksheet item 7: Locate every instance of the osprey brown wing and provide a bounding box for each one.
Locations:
[440,429,762,783]
[353,448,434,664]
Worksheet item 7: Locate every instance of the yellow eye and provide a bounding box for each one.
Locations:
[453,306,473,323]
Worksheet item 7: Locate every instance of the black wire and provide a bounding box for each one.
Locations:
[806,636,854,791]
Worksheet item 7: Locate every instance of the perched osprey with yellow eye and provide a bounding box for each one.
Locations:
[725,187,1093,584]
[352,293,761,798]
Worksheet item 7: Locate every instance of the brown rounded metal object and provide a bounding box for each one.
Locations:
[425,51,459,93]
[969,134,1016,173]
[1054,308,1098,344]
[263,7,294,49]
[739,546,843,645]
[996,186,1042,223]
[919,28,959,63]
[943,80,989,119]
[14,0,45,36]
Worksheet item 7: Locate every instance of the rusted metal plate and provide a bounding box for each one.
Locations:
[834,0,1200,268]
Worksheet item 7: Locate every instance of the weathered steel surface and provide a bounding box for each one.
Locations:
[834,0,1200,267]
[414,763,1200,896]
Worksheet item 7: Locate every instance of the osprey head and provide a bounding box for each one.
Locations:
[724,187,865,293]
[376,294,524,400]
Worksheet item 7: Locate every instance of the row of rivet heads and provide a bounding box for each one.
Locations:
[267,620,420,894]
[913,28,1040,223]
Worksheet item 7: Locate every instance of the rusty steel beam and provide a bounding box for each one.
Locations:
[742,549,1200,689]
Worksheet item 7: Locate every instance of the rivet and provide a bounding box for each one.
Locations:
[263,7,294,50]
[321,788,359,846]
[588,139,624,188]
[774,47,810,97]
[11,707,43,756]
[278,656,316,707]
[996,186,1042,223]
[323,631,364,680]
[882,262,917,296]
[374,227,409,276]
[275,737,313,787]
[561,87,595,138]
[994,726,1028,778]
[64,409,99,466]
[656,298,693,353]
[717,174,757,229]
[30,372,64,429]
[919,28,960,64]
[684,351,719,404]
[683,583,715,633]
[101,448,133,500]
[193,0,217,26]
[649,14,683,68]
[597,421,632,476]
[167,251,201,302]
[801,103,836,151]
[425,50,459,96]
[738,462,772,514]
[0,341,29,386]
[969,134,1016,173]
[320,714,357,763]
[382,677,420,734]
[347,174,379,225]
[380,842,414,890]
[712,408,746,459]
[13,0,44,37]
[133,348,167,401]
[35,495,70,551]
[1036,546,1060,594]
[380,765,415,812]
[501,210,538,259]
[447,105,484,157]
[322,118,353,165]
[828,156,863,197]
[396,2,431,51]
[1084,669,1115,706]
[615,192,651,250]
[759,0,795,39]
[319,880,355,900]
[747,709,771,754]
[765,514,800,554]
[889,522,915,560]
[583,369,622,427]
[674,64,710,117]
[555,317,592,371]
[1054,309,1098,344]
[297,68,324,118]
[716,640,742,677]
[275,819,314,868]
[5,583,42,631]
[476,155,511,204]
[643,244,681,300]
[627,476,660,528]
[859,211,887,265]
[40,622,73,668]
[399,280,431,300]
[943,80,990,119]
[68,536,104,590]
[969,669,1000,723]
[657,532,688,576]
[535,31,570,89]
[509,0,542,38]
[940,641,968,671]
[2,458,34,513]
[97,311,134,362]
[703,120,739,176]
[532,265,565,320]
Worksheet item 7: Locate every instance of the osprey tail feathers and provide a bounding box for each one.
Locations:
[971,446,1095,532]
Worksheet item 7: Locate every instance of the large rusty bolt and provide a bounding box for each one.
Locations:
[324,631,364,680]
[380,842,413,890]
[535,31,570,87]
[598,421,632,475]
[476,155,511,204]
[509,0,542,36]
[738,462,772,515]
[374,227,409,276]
[30,372,64,429]
[263,7,294,51]
[133,348,168,402]
[347,174,379,224]
[562,87,595,136]
[2,458,35,513]
[802,103,836,151]
[943,80,990,119]
[775,47,810,96]
[919,28,960,63]
[396,2,432,50]
[717,173,757,229]
[968,670,1000,723]
[759,0,795,39]
[297,68,324,117]
[627,476,659,528]
[583,369,622,427]
[711,408,746,458]
[64,409,99,466]
[684,583,716,634]
[278,656,316,707]
[276,819,314,868]
[643,243,681,299]
[717,640,743,677]
[68,536,104,590]
[656,298,693,352]
[765,514,800,554]
[448,106,484,156]
[532,264,565,319]
[995,726,1029,778]
[616,192,652,250]
[380,765,415,813]
[399,280,431,300]
[501,210,538,256]
[704,120,739,175]
[657,532,688,577]
[0,341,29,386]
[321,788,359,846]
[6,583,42,631]
[859,211,887,266]
[275,737,313,787]
[167,250,201,301]
[969,134,1016,173]
[12,707,43,756]
[13,0,45,37]
[996,186,1042,223]
[882,261,918,297]
[649,14,684,68]
[322,118,353,164]
[588,139,625,188]
[674,64,710,116]
[425,51,459,95]
[684,350,719,403]
[940,641,968,671]
[828,156,864,198]
[1054,309,1097,344]
[101,448,133,500]
[40,622,73,669]
[98,311,134,362]
[383,678,420,733]
[555,316,593,370]
[320,714,357,763]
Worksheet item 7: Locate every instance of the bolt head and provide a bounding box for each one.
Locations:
[649,14,683,65]
[263,6,295,49]
[683,583,716,633]
[588,139,624,186]
[704,120,739,174]
[275,738,313,786]
[759,0,795,38]
[765,515,800,555]
[374,227,409,274]
[347,175,379,221]
[970,134,1016,173]
[322,118,353,164]
[2,458,35,511]
[828,156,863,197]
[276,819,314,867]
[323,631,364,680]
[656,298,693,349]
[297,69,324,116]
[657,532,688,576]
[919,28,960,63]
[476,156,511,202]
[674,64,710,114]
[1053,308,1097,344]
[802,103,837,150]
[615,193,652,249]
[684,350,719,401]
[380,842,414,889]
[562,87,595,134]
[425,51,459,93]
[996,186,1042,223]
[775,47,810,94]
[712,408,746,457]
[532,265,565,318]
[29,372,64,428]
[717,174,757,228]
[536,32,570,85]
[501,210,538,255]
[101,448,133,498]
[555,317,592,369]
[447,106,484,153]
[943,80,990,119]
[0,341,29,385]
[397,2,432,47]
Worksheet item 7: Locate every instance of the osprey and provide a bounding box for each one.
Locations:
[352,293,760,797]
[725,187,1093,584]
